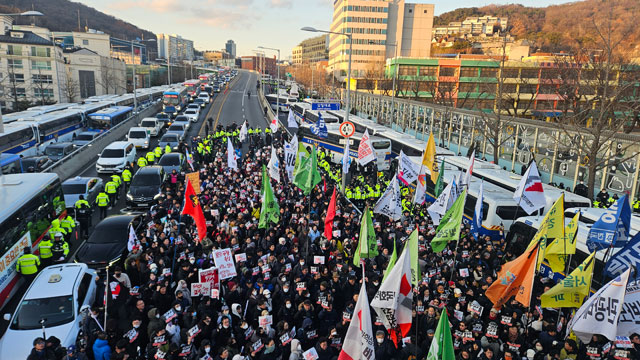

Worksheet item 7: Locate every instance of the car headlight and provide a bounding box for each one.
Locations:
[154,193,163,200]
[127,194,133,200]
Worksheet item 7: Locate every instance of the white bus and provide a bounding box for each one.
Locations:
[0,173,66,309]
[298,123,392,171]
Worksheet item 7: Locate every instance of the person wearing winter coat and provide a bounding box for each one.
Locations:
[289,339,303,360]
[92,333,112,360]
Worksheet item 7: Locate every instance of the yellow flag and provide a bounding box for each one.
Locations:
[422,133,438,182]
[545,212,580,272]
[540,252,595,308]
[526,194,565,270]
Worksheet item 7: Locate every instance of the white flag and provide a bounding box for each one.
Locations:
[371,244,413,347]
[267,146,281,183]
[227,138,237,170]
[618,279,640,337]
[398,151,419,185]
[427,181,453,225]
[338,274,375,360]
[567,268,631,343]
[342,140,351,175]
[239,122,248,142]
[513,160,546,215]
[270,117,278,133]
[374,175,402,221]
[287,110,298,129]
[127,225,137,252]
[284,140,296,182]
[413,167,427,205]
[357,129,376,166]
[462,150,475,188]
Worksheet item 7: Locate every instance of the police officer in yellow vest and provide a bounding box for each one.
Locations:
[96,191,109,219]
[111,174,122,200]
[104,180,118,208]
[122,168,132,192]
[164,144,172,154]
[145,151,155,165]
[51,232,69,263]
[48,218,67,240]
[16,247,39,281]
[39,236,53,267]
[60,214,76,241]
[137,156,148,168]
[154,146,163,158]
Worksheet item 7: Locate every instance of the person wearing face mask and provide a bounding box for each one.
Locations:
[259,338,281,360]
[124,318,145,358]
[198,339,213,359]
[374,330,394,360]
[174,279,192,307]
[146,308,163,342]
[277,299,296,325]
[289,339,303,360]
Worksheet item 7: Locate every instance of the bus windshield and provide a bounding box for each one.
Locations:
[11,296,74,330]
[163,95,179,105]
[88,116,110,130]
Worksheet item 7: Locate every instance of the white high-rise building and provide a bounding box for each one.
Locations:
[157,33,194,62]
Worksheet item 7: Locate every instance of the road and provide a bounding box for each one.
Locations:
[0,70,265,338]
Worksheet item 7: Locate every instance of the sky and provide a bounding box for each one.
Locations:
[79,0,578,60]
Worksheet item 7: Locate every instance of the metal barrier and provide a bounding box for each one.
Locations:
[43,103,162,180]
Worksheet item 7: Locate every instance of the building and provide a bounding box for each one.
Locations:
[62,48,126,100]
[157,33,194,62]
[203,50,232,63]
[240,55,276,76]
[51,30,148,65]
[328,0,434,80]
[225,40,236,58]
[292,35,329,65]
[433,16,508,38]
[0,27,67,110]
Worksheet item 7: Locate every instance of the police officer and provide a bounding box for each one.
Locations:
[145,151,155,165]
[39,235,53,268]
[154,146,163,159]
[60,213,76,242]
[16,247,40,282]
[105,179,118,208]
[137,156,148,168]
[164,144,172,154]
[51,232,69,263]
[111,173,122,200]
[96,191,110,219]
[75,195,91,238]
[122,167,132,193]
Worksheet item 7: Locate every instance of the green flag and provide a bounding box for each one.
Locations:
[382,239,397,282]
[353,207,378,267]
[434,158,445,197]
[259,165,280,229]
[293,143,310,177]
[426,310,455,360]
[431,189,466,253]
[293,146,321,195]
[407,229,420,286]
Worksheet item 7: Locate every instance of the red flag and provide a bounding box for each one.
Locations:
[324,188,337,240]
[182,180,207,242]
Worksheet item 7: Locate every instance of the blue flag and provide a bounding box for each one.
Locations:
[311,113,328,138]
[471,181,483,240]
[605,231,640,278]
[587,195,631,251]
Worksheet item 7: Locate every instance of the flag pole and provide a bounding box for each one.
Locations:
[171,180,189,282]
[104,265,109,327]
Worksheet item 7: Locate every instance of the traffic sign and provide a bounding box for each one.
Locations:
[339,121,355,138]
[311,102,340,111]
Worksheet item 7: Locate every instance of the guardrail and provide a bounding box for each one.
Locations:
[43,103,162,180]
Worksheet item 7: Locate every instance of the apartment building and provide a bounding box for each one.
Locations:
[328,0,434,80]
[157,33,194,62]
[433,16,508,37]
[225,40,236,58]
[291,35,329,65]
[240,56,276,76]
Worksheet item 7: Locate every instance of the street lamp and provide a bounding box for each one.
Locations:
[302,26,352,194]
[258,46,281,122]
[253,50,265,96]
[0,10,44,134]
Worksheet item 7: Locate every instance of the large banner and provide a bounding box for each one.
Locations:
[198,267,220,290]
[618,279,640,337]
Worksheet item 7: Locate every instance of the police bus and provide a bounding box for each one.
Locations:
[298,123,392,171]
[163,87,189,116]
[86,106,134,132]
[0,173,66,309]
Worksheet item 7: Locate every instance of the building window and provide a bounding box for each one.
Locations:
[9,73,24,83]
[12,87,26,98]
[439,67,456,77]
[32,74,53,84]
[8,59,23,69]
[480,68,498,78]
[30,47,51,57]
[7,45,22,56]
[34,88,54,99]
[83,39,89,45]
[399,65,417,76]
[31,61,52,70]
[459,82,477,93]
[460,68,480,77]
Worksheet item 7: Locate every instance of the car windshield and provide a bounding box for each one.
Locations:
[89,222,130,243]
[45,147,64,156]
[141,121,156,127]
[62,183,86,194]
[160,135,178,142]
[194,99,204,102]
[156,114,169,120]
[21,158,38,168]
[10,295,74,330]
[175,116,189,122]
[129,130,147,139]
[76,134,95,141]
[131,173,161,187]
[185,110,196,114]
[101,149,124,158]
[159,156,180,166]
[168,125,184,131]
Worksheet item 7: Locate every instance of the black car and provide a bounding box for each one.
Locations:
[21,155,53,172]
[74,215,141,269]
[126,166,166,208]
[156,112,171,126]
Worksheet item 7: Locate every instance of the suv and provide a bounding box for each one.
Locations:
[96,141,136,174]
[127,127,151,149]
[139,117,162,137]
[44,142,75,162]
[0,264,97,359]
[184,108,199,122]
[126,166,166,208]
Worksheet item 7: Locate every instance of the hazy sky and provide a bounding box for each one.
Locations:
[79,0,578,59]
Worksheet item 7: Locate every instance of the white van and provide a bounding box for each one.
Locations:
[0,264,97,359]
[139,117,162,137]
[96,141,136,174]
[128,127,151,149]
[198,92,211,104]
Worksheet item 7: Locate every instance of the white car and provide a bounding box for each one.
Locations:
[139,117,162,137]
[127,127,151,149]
[186,104,200,112]
[198,93,210,103]
[0,264,97,359]
[173,115,191,131]
[96,141,137,174]
[184,108,200,123]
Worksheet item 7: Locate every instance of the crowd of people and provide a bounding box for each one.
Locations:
[26,121,640,360]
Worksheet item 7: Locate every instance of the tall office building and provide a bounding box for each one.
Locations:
[291,35,329,64]
[225,40,236,58]
[157,33,194,62]
[328,0,434,79]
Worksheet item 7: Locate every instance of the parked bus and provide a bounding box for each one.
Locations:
[0,153,23,174]
[163,87,189,116]
[298,123,392,171]
[0,124,39,156]
[184,80,201,100]
[87,106,134,131]
[0,173,66,309]
[265,94,296,113]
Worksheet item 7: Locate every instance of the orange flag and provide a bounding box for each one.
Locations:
[485,242,540,309]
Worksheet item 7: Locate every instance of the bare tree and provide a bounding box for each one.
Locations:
[60,73,80,103]
[99,62,119,94]
[30,68,56,106]
[549,9,640,199]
